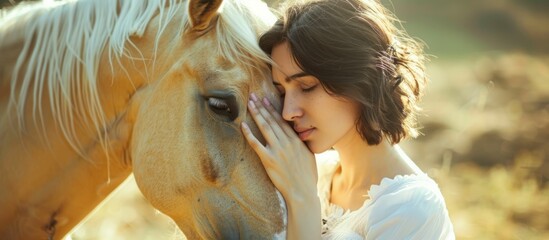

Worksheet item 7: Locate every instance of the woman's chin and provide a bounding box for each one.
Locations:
[306,141,331,154]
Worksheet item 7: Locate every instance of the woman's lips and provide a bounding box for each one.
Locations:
[297,128,315,141]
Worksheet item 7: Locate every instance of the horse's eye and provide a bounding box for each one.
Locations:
[207,96,238,121]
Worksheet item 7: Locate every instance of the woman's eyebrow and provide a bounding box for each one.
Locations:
[285,72,310,83]
[272,72,312,85]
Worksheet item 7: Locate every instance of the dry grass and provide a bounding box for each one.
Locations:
[438,163,549,240]
[67,176,183,240]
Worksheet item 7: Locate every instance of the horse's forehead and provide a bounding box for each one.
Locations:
[183,54,252,89]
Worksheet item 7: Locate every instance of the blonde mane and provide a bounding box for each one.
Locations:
[1,0,275,152]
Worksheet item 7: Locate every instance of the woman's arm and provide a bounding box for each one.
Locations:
[241,93,321,240]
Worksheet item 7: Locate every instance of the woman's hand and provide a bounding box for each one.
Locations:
[241,93,318,201]
[241,93,321,239]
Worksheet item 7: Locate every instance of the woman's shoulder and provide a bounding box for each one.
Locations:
[369,173,447,212]
[364,174,455,239]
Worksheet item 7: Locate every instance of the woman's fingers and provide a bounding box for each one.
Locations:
[242,121,282,170]
[249,93,287,141]
[247,99,281,145]
[241,122,269,158]
[261,97,296,136]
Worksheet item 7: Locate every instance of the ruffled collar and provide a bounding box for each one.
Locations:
[319,161,431,214]
[367,173,431,200]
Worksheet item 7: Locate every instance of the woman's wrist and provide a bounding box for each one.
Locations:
[287,196,321,223]
[281,181,318,204]
[287,192,320,209]
[285,195,322,240]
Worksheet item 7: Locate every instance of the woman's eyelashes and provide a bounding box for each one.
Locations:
[301,84,317,92]
[272,80,317,98]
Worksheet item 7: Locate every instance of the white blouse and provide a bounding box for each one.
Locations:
[315,151,455,240]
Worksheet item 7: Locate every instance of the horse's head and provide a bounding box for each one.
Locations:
[128,0,286,238]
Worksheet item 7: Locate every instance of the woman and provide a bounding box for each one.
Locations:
[241,0,455,239]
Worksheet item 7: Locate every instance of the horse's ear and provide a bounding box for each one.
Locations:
[188,0,224,31]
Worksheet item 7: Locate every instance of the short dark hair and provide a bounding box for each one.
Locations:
[259,0,427,145]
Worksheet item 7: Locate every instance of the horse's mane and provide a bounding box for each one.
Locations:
[1,0,275,153]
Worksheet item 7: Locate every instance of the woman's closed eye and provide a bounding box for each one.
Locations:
[301,84,318,92]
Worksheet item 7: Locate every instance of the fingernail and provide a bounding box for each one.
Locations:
[263,97,271,106]
[251,93,258,101]
[248,100,255,109]
[241,122,249,129]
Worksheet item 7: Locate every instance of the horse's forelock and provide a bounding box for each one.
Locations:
[215,0,276,79]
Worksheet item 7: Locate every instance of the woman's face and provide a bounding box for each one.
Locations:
[271,41,359,153]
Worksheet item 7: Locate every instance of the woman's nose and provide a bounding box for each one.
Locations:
[281,93,303,121]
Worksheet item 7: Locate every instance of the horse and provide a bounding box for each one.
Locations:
[0,0,287,239]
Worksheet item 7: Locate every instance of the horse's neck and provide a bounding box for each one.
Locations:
[0,37,24,80]
[0,100,134,239]
[0,88,137,239]
[0,45,143,240]
[0,2,48,72]
[0,23,25,103]
[0,1,173,237]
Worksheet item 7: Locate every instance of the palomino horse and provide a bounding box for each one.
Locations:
[0,0,287,239]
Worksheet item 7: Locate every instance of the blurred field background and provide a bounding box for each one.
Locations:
[3,0,548,239]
